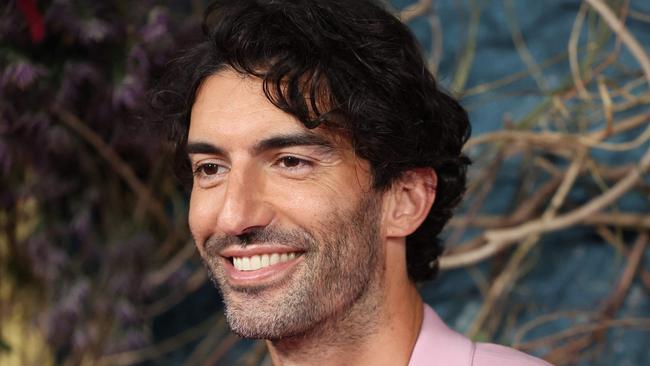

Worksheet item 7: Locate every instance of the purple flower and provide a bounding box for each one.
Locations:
[140,7,170,44]
[61,280,91,316]
[17,112,50,135]
[45,2,117,45]
[40,280,90,347]
[55,61,103,107]
[25,234,67,283]
[115,300,139,324]
[128,45,150,76]
[112,75,144,110]
[79,18,115,44]
[1,60,47,90]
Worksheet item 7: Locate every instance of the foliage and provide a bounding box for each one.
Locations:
[1,0,201,364]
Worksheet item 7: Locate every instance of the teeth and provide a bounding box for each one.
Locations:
[232,252,300,271]
[250,255,261,270]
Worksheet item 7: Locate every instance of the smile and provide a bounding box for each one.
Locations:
[219,246,305,286]
[232,252,300,271]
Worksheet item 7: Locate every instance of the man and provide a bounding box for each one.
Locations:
[154,0,552,364]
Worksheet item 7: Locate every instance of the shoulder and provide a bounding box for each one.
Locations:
[473,342,553,366]
[410,304,553,366]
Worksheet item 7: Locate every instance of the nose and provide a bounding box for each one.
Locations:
[216,165,273,236]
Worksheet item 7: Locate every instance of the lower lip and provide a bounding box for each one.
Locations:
[223,255,303,286]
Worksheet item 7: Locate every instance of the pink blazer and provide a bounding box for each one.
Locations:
[409,304,552,366]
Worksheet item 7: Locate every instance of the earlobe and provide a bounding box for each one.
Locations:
[384,168,437,238]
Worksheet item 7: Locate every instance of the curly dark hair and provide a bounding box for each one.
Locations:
[152,0,471,282]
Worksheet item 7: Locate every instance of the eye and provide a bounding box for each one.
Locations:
[276,156,312,169]
[279,156,304,168]
[194,162,228,177]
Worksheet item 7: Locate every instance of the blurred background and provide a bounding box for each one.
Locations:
[1,0,649,365]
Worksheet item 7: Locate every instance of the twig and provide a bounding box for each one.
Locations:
[585,0,650,86]
[448,147,504,246]
[53,107,172,230]
[545,148,586,218]
[518,317,650,351]
[597,76,613,134]
[587,112,650,140]
[613,91,650,112]
[504,0,548,92]
[629,9,650,23]
[441,142,650,268]
[447,176,561,240]
[400,0,432,23]
[512,310,598,348]
[569,3,590,100]
[467,149,586,337]
[98,312,223,366]
[486,145,648,241]
[144,242,196,290]
[142,268,208,318]
[465,112,650,152]
[541,231,647,364]
[450,0,481,95]
[428,9,443,74]
[602,232,648,317]
[182,315,231,366]
[464,51,568,97]
[240,341,270,366]
[202,334,242,365]
[591,0,629,76]
[595,225,627,255]
[453,212,650,231]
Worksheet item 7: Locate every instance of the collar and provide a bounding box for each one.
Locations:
[408,303,475,366]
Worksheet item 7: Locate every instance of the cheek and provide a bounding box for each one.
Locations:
[268,181,342,224]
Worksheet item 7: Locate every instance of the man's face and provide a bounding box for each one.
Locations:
[187,70,386,339]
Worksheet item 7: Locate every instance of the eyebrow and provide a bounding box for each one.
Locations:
[185,142,226,156]
[251,132,335,155]
[186,132,335,157]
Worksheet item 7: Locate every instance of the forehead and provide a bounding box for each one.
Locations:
[189,70,343,148]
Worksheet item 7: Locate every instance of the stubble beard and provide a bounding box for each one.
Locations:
[200,194,384,344]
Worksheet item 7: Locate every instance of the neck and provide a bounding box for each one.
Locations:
[266,247,423,366]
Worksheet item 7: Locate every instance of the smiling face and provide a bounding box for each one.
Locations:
[187,70,386,339]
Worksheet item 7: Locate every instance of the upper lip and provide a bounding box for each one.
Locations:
[219,245,305,258]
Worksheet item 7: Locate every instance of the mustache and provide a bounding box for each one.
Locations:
[203,226,316,256]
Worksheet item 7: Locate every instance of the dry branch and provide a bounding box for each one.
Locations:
[441,143,650,269]
[465,113,650,152]
[400,0,432,23]
[584,0,650,85]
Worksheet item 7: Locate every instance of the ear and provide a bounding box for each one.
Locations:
[383,168,437,238]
